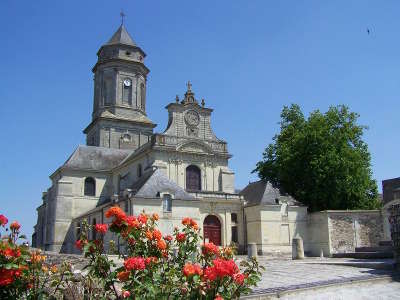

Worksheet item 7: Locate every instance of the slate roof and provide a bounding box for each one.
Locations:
[131,168,196,200]
[240,180,302,206]
[61,145,132,172]
[106,25,137,46]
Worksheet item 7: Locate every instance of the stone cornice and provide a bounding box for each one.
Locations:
[92,58,150,74]
[165,102,213,113]
[83,115,156,134]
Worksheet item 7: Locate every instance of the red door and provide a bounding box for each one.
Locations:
[203,215,221,246]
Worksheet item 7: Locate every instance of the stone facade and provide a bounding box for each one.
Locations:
[32,23,384,257]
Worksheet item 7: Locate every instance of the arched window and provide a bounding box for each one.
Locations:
[163,194,172,212]
[137,164,142,178]
[84,177,96,196]
[186,165,201,191]
[231,213,238,224]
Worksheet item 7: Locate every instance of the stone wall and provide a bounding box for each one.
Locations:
[306,210,384,256]
[328,211,384,254]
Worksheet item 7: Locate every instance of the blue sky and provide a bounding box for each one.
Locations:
[1,0,399,238]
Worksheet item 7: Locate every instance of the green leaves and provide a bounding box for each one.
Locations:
[255,104,380,212]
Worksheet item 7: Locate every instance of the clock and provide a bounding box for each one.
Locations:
[185,110,200,126]
[123,79,132,87]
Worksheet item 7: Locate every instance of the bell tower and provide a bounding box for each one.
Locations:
[83,23,156,150]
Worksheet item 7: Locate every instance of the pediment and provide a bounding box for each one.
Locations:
[177,141,213,154]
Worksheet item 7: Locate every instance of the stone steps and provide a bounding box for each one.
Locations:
[332,251,393,259]
[312,259,396,270]
[379,240,393,247]
[355,246,393,253]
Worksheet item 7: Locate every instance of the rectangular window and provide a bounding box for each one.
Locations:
[76,222,81,241]
[163,194,172,212]
[231,226,238,243]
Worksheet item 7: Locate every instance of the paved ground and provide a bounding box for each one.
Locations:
[240,256,400,299]
[279,280,400,300]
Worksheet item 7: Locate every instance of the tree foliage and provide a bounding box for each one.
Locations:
[254,104,381,212]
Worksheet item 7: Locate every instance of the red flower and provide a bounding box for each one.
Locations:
[117,270,130,282]
[94,224,108,234]
[152,229,162,241]
[183,263,203,277]
[75,239,86,250]
[123,291,131,298]
[126,216,140,228]
[204,266,218,281]
[157,239,167,250]
[145,230,153,240]
[10,221,20,231]
[182,217,191,226]
[215,296,224,300]
[233,273,246,285]
[176,233,186,243]
[152,213,159,221]
[138,213,147,224]
[213,258,239,277]
[0,215,8,227]
[124,257,146,271]
[0,268,21,286]
[0,268,14,286]
[164,235,173,242]
[3,248,21,259]
[190,219,198,228]
[203,258,239,281]
[145,257,158,265]
[202,242,220,256]
[105,206,126,224]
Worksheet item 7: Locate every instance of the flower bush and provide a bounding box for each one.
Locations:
[75,206,263,299]
[0,209,263,299]
[0,214,78,299]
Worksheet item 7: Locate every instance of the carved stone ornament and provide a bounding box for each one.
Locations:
[185,110,200,126]
[187,127,199,137]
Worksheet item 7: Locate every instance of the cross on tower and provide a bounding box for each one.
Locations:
[120,10,126,25]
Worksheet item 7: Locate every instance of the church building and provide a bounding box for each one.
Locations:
[33,24,384,256]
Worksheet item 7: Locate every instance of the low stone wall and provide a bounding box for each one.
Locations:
[31,248,89,269]
[328,210,383,254]
[306,210,384,256]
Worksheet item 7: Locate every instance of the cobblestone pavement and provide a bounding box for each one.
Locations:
[242,257,398,297]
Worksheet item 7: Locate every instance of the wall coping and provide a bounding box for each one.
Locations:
[315,210,381,214]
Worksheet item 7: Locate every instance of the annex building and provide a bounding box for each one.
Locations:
[33,24,387,256]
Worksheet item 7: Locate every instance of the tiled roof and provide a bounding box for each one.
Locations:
[240,180,302,206]
[62,145,132,171]
[131,168,196,201]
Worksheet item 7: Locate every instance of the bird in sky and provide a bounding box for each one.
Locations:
[367,28,370,35]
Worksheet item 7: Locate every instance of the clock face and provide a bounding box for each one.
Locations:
[123,79,132,87]
[185,110,200,126]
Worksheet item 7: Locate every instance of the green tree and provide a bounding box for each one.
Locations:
[254,104,381,212]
